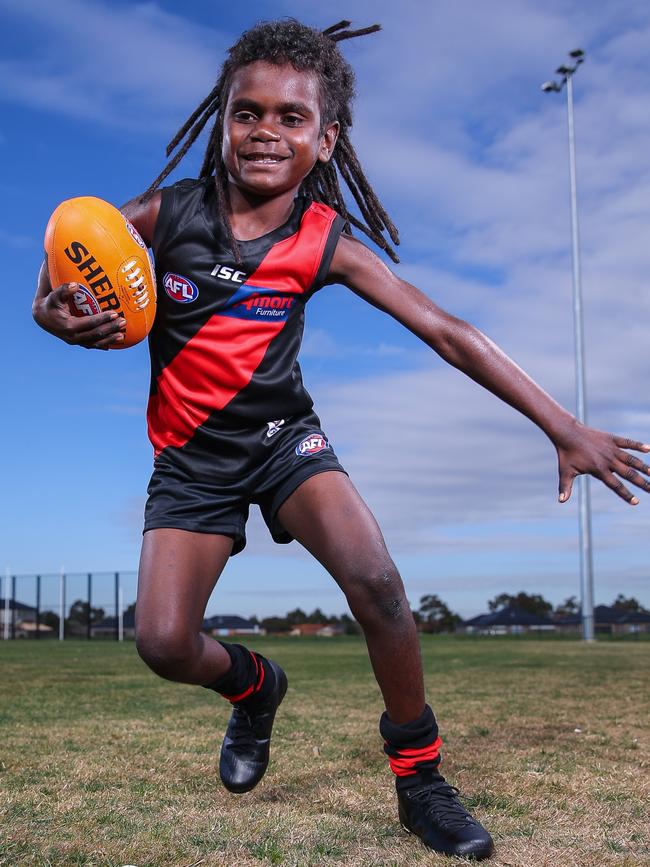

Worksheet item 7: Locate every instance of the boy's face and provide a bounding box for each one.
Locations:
[222,61,339,199]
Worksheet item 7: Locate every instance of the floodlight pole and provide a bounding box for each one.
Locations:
[542,51,595,642]
[566,72,595,643]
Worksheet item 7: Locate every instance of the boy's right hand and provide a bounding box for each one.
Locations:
[32,280,126,350]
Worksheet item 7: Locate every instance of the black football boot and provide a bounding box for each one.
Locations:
[219,659,288,793]
[397,770,494,860]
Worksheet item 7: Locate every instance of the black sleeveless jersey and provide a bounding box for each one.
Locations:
[147,178,344,458]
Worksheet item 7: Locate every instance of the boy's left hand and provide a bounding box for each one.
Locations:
[555,421,650,505]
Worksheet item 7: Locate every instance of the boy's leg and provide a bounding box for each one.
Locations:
[277,472,494,860]
[136,528,287,793]
[277,475,423,721]
[136,528,233,683]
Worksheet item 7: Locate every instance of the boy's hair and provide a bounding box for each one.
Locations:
[143,19,400,262]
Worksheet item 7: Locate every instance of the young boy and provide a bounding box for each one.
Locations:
[33,20,649,861]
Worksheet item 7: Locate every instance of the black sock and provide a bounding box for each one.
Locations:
[203,642,275,705]
[379,705,442,790]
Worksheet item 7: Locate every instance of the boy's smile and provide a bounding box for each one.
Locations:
[222,61,338,201]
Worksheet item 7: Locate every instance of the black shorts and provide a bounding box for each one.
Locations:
[143,410,347,555]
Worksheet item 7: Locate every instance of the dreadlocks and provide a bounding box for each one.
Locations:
[142,19,400,263]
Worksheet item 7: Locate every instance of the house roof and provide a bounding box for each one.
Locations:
[556,605,650,625]
[464,605,554,627]
[203,615,257,630]
[0,599,36,612]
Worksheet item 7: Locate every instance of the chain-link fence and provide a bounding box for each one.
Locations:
[0,571,137,640]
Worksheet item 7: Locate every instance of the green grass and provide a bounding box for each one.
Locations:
[1,637,649,866]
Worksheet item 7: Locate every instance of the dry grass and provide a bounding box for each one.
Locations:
[1,637,648,866]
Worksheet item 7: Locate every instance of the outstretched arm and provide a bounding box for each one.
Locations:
[32,191,161,349]
[327,235,650,505]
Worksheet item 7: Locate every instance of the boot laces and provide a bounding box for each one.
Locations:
[409,780,477,831]
[229,706,257,754]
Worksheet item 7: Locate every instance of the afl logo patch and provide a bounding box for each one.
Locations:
[69,286,101,316]
[163,272,199,303]
[295,433,330,456]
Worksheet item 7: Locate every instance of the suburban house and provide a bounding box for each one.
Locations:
[461,605,556,636]
[202,615,263,636]
[289,623,344,637]
[554,605,650,636]
[0,598,37,626]
[0,599,52,637]
[13,621,54,638]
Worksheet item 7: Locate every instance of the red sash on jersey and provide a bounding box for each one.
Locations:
[147,202,337,455]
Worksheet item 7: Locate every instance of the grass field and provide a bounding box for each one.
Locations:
[1,636,648,867]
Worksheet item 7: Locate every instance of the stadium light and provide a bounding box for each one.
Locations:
[541,50,595,643]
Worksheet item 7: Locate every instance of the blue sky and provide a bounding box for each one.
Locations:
[1,0,649,619]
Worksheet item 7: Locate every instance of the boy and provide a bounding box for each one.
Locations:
[33,20,649,861]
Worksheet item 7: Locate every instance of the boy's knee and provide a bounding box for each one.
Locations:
[344,562,409,624]
[135,623,197,680]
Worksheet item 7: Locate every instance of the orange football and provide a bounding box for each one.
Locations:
[44,196,157,349]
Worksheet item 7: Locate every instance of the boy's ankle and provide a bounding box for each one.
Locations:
[395,767,445,792]
[239,655,276,706]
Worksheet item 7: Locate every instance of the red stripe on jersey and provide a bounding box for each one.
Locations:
[148,203,336,454]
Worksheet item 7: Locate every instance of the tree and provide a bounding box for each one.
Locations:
[611,594,649,614]
[418,595,461,634]
[306,607,328,624]
[260,616,290,633]
[554,596,580,619]
[285,608,307,625]
[40,610,60,631]
[488,592,552,617]
[338,613,361,635]
[66,599,106,627]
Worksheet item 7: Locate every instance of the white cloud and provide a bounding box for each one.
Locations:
[0,0,228,130]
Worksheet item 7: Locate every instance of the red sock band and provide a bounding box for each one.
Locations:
[385,736,443,777]
[222,652,265,703]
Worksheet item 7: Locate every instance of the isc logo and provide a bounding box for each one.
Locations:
[69,286,101,317]
[295,433,330,456]
[163,272,199,303]
[211,264,247,283]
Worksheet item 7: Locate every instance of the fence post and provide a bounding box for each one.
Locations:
[1,569,7,640]
[36,575,41,640]
[114,572,119,642]
[87,572,92,640]
[59,568,65,641]
[118,584,124,642]
[11,575,16,640]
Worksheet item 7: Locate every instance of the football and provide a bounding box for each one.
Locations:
[44,196,156,349]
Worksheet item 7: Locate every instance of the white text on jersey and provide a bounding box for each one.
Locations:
[211,264,247,282]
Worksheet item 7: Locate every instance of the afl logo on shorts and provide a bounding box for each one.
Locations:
[163,272,199,303]
[295,433,330,456]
